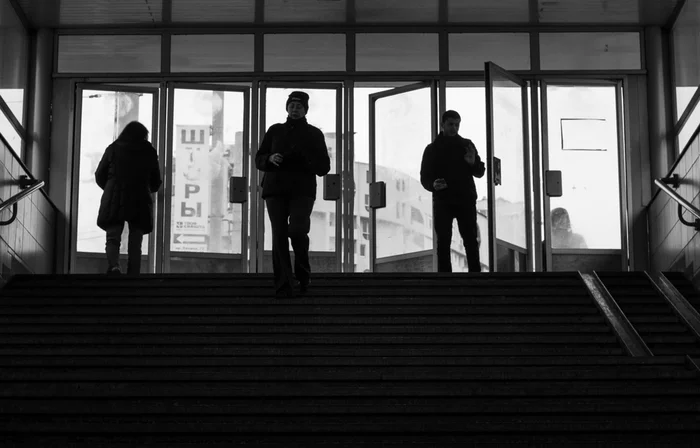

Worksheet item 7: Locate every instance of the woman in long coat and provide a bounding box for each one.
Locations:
[95,121,162,274]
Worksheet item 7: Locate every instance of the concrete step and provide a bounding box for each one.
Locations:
[4,433,697,447]
[3,396,700,414]
[3,379,699,397]
[0,323,615,334]
[0,333,622,345]
[0,345,627,357]
[1,413,699,433]
[0,365,695,381]
[0,315,609,324]
[0,355,686,367]
[0,286,592,298]
[0,304,604,315]
[0,296,597,305]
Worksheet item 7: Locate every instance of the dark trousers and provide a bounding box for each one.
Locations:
[433,199,481,273]
[105,221,144,274]
[265,196,315,291]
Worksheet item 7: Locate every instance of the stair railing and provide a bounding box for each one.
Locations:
[655,176,700,230]
[0,175,45,226]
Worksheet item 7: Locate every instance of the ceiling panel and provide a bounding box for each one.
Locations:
[537,0,681,25]
[448,0,530,23]
[264,0,346,23]
[17,0,163,27]
[14,0,684,28]
[355,0,439,23]
[171,0,255,23]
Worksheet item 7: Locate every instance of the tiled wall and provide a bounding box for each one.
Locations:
[649,135,700,288]
[0,139,57,285]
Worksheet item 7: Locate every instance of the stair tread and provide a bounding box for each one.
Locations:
[0,297,596,305]
[0,334,622,344]
[3,380,699,397]
[1,414,698,432]
[1,289,592,297]
[0,316,608,324]
[0,365,694,381]
[6,433,698,447]
[0,305,604,315]
[0,355,686,367]
[0,324,615,334]
[3,396,699,414]
[0,346,626,356]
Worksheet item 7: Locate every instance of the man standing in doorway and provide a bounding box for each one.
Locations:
[255,91,331,298]
[420,110,485,273]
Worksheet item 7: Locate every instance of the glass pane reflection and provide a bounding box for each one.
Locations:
[169,88,246,260]
[545,85,621,250]
[373,87,434,272]
[491,77,527,250]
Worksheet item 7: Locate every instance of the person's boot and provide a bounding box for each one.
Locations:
[299,279,310,295]
[275,283,296,299]
[106,266,122,275]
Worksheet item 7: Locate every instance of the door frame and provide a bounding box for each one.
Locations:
[71,83,161,273]
[485,62,533,272]
[161,82,251,274]
[539,78,628,271]
[256,81,344,273]
[367,81,438,272]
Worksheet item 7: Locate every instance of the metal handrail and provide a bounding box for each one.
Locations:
[0,176,45,226]
[654,178,700,229]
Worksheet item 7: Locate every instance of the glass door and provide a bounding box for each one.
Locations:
[485,62,533,272]
[256,82,343,273]
[368,82,437,272]
[162,83,250,273]
[71,84,160,273]
[541,81,625,271]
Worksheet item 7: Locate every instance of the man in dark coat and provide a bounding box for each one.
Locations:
[255,91,331,298]
[95,121,162,275]
[420,110,485,273]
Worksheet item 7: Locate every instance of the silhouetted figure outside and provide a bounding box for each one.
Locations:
[95,121,162,275]
[551,207,587,249]
[420,110,486,272]
[255,91,331,298]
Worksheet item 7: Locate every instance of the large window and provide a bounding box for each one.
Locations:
[58,35,162,73]
[449,33,530,71]
[171,35,254,72]
[539,32,641,71]
[672,0,700,122]
[544,85,622,250]
[356,34,439,71]
[264,34,346,72]
[0,0,29,157]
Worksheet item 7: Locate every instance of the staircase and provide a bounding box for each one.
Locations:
[664,271,700,313]
[0,272,699,446]
[597,271,700,356]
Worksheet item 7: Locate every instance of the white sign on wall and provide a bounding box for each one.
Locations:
[172,125,210,252]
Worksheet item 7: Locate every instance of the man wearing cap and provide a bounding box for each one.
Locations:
[255,91,331,298]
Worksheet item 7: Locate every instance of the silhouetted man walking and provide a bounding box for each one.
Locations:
[255,91,331,297]
[420,110,485,272]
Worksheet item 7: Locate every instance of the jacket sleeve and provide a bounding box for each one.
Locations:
[149,147,163,193]
[466,140,486,178]
[309,130,331,177]
[255,126,275,172]
[420,144,435,192]
[94,147,112,190]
